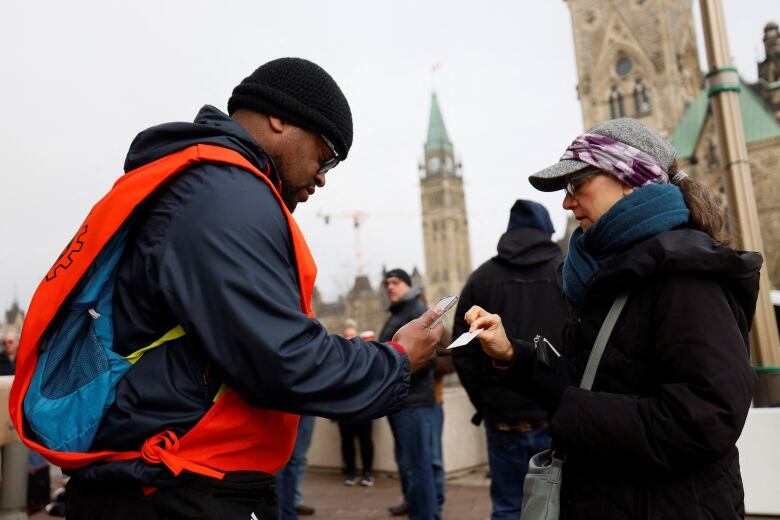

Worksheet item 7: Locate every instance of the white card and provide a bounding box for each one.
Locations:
[447,329,484,349]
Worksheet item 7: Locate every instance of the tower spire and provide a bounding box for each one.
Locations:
[425,92,453,154]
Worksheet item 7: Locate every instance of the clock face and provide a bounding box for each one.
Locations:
[427,156,441,173]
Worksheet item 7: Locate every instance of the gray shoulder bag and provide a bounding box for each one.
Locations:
[520,292,629,520]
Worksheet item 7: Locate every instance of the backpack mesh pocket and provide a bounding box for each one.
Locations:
[40,304,111,399]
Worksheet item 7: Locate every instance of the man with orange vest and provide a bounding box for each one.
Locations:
[12,58,443,519]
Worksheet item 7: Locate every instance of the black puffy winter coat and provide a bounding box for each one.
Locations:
[512,228,759,519]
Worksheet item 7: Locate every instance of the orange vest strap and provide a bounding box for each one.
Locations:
[139,431,225,480]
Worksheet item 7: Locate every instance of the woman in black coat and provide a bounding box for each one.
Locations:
[466,118,759,519]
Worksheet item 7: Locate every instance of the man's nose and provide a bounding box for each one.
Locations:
[314,172,327,188]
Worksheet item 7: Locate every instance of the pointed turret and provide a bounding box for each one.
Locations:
[425,93,453,154]
[422,93,459,179]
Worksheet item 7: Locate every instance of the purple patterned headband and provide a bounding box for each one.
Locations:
[560,133,669,188]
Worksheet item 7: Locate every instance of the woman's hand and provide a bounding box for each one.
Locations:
[464,305,514,361]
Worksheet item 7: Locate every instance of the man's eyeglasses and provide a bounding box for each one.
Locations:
[318,135,340,175]
[564,169,598,197]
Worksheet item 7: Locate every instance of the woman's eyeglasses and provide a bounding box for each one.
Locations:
[564,169,598,197]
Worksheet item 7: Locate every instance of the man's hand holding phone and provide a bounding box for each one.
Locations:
[392,296,456,372]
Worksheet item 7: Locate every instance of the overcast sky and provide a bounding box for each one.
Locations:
[1,0,777,308]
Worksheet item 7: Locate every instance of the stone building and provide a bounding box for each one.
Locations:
[567,0,702,136]
[311,267,425,335]
[312,94,472,331]
[566,0,780,287]
[3,300,24,333]
[311,273,387,336]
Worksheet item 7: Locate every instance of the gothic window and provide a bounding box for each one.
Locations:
[609,85,625,119]
[616,57,633,77]
[633,78,651,115]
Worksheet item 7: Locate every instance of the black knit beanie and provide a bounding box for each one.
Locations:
[228,58,353,159]
[384,269,413,288]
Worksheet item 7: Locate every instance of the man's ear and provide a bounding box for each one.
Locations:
[268,115,285,133]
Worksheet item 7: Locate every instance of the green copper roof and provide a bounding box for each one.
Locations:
[671,81,780,159]
[425,92,453,153]
[740,84,780,142]
[670,91,709,159]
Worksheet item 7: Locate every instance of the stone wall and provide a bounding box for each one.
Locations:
[306,386,487,475]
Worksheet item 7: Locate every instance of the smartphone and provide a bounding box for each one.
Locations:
[427,295,459,330]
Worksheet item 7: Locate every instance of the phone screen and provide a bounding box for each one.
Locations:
[428,295,459,329]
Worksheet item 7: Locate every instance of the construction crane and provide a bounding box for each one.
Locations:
[316,210,368,275]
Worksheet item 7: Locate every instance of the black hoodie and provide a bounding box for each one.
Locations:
[452,227,569,424]
[79,106,410,485]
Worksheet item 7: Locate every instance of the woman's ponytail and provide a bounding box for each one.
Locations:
[669,161,729,245]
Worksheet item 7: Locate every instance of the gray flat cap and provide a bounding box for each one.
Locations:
[528,118,678,192]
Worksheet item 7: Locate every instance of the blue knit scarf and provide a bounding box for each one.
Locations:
[563,184,690,306]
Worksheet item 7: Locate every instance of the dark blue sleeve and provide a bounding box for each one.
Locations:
[157,166,409,421]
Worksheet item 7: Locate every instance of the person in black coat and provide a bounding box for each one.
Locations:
[452,200,568,519]
[0,331,17,376]
[379,269,440,520]
[466,118,758,519]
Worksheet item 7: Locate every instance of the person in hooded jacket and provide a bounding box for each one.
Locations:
[465,118,759,519]
[452,200,568,519]
[47,58,443,519]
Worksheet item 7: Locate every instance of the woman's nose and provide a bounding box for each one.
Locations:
[562,192,576,210]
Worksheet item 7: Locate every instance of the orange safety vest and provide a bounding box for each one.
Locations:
[9,144,317,480]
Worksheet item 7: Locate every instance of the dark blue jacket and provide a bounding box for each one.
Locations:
[81,106,410,484]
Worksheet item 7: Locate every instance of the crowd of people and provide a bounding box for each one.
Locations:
[7,56,761,520]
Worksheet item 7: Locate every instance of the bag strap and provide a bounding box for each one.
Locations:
[579,292,629,390]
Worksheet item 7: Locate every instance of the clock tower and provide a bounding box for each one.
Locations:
[419,92,472,304]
